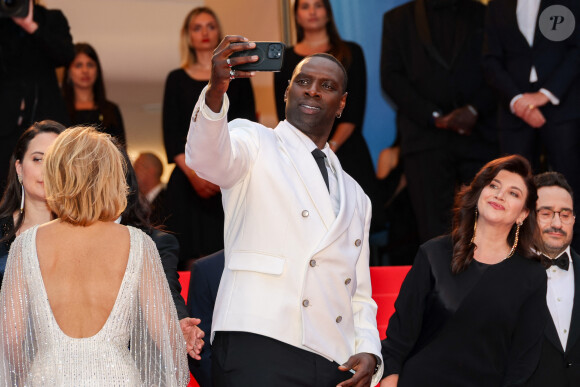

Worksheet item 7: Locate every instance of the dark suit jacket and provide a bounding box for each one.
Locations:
[149,229,189,320]
[526,249,580,386]
[381,0,497,157]
[187,250,225,387]
[483,0,580,129]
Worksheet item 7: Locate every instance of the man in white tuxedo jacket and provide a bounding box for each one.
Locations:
[185,36,383,387]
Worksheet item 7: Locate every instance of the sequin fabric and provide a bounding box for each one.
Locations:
[0,226,189,386]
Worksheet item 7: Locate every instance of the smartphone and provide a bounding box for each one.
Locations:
[231,42,286,72]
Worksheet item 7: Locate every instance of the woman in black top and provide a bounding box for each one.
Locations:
[0,121,65,289]
[274,0,377,211]
[63,43,126,146]
[162,7,256,267]
[380,155,548,387]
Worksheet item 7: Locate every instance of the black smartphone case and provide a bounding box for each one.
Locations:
[231,42,286,72]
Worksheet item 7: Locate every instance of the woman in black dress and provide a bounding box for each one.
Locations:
[274,0,377,211]
[381,155,548,386]
[162,7,256,267]
[62,43,126,146]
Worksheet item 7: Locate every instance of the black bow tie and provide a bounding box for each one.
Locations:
[546,252,570,271]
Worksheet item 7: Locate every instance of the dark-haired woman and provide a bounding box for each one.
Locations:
[274,0,378,209]
[380,155,548,387]
[63,43,126,146]
[0,120,64,288]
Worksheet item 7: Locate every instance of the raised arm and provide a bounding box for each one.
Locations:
[185,36,261,189]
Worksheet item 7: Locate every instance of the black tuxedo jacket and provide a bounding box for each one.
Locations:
[526,249,580,386]
[381,0,496,156]
[483,0,580,129]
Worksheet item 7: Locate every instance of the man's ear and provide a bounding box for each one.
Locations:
[337,92,347,116]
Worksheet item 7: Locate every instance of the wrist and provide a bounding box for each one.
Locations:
[371,353,382,374]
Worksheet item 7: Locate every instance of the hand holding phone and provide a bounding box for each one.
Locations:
[231,42,286,72]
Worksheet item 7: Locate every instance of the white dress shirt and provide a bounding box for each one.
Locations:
[145,183,164,204]
[546,246,574,351]
[293,128,341,216]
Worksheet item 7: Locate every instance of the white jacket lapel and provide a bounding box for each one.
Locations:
[314,151,356,252]
[274,122,336,229]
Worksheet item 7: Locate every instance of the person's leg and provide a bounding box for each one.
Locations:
[212,331,350,387]
[403,149,456,243]
[498,126,536,168]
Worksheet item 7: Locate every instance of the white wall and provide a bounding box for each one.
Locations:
[45,0,283,182]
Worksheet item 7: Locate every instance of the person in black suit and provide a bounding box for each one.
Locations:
[187,250,225,387]
[483,0,580,250]
[527,172,580,386]
[0,1,74,192]
[380,0,498,243]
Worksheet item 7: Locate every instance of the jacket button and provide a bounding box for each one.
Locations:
[345,278,351,285]
[354,239,361,247]
[310,259,316,267]
[336,316,342,323]
[302,210,309,217]
[302,299,310,307]
[567,362,573,368]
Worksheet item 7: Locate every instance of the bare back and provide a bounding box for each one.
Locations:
[36,220,130,338]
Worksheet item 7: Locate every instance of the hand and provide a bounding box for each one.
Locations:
[180,317,205,360]
[513,97,547,128]
[380,374,399,387]
[188,170,220,199]
[205,36,258,113]
[436,106,476,135]
[337,353,376,387]
[11,0,38,34]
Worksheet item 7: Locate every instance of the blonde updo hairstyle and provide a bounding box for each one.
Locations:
[43,126,128,226]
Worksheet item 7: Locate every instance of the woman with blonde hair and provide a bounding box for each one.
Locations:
[162,7,256,267]
[0,126,189,385]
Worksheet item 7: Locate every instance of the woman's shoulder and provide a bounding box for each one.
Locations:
[344,40,363,54]
[165,68,188,83]
[421,235,453,255]
[509,252,546,277]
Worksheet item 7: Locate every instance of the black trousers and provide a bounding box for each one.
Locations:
[212,331,351,387]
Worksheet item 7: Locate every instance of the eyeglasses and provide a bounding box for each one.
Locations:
[536,209,575,224]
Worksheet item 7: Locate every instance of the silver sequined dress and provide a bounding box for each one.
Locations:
[0,225,189,386]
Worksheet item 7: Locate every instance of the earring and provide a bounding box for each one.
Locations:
[506,221,522,259]
[336,112,342,119]
[470,208,478,244]
[18,175,24,214]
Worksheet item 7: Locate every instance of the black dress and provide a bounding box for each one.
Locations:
[382,236,548,386]
[273,42,378,212]
[162,69,256,264]
[71,100,126,146]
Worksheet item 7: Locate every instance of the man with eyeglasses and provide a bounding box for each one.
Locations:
[526,171,579,386]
